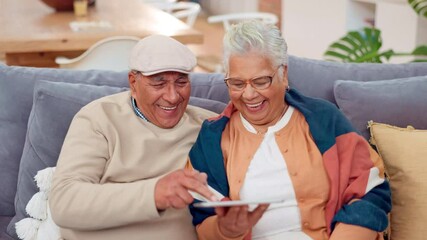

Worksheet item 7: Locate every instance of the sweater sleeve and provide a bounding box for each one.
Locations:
[49,110,161,230]
[330,134,391,233]
[331,181,391,232]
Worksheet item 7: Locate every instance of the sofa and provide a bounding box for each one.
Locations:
[1,55,427,240]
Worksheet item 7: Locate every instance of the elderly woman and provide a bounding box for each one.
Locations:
[187,20,391,240]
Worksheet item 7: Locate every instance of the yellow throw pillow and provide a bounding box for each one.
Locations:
[369,121,427,240]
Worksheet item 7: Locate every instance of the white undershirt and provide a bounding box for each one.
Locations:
[239,106,312,240]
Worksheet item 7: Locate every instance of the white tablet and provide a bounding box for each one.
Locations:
[193,199,285,208]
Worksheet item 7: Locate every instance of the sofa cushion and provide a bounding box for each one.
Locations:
[6,81,128,238]
[0,216,13,240]
[189,72,229,104]
[189,96,226,114]
[288,55,427,105]
[0,65,129,216]
[369,122,427,240]
[333,76,427,139]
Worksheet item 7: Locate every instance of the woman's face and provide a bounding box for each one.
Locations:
[227,52,288,128]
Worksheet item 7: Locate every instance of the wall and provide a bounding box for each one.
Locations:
[282,0,347,60]
[376,1,427,63]
[281,0,427,62]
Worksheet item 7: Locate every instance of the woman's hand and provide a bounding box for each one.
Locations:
[215,199,269,238]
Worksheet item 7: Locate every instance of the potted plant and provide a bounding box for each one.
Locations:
[324,0,427,63]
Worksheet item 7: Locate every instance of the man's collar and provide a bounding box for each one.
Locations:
[131,97,149,122]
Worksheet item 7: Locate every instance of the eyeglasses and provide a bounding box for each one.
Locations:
[224,65,282,91]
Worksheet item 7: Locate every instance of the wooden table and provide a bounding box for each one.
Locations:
[0,0,203,67]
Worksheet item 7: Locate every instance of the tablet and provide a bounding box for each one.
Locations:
[193,198,285,208]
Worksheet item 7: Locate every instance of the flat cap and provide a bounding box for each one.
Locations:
[129,35,196,76]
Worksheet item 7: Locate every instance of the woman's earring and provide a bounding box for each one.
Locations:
[286,85,290,92]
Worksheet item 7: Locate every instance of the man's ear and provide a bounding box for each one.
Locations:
[128,72,137,94]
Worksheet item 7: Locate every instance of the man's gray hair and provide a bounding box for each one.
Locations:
[222,20,288,73]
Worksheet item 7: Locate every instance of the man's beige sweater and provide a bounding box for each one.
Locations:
[49,91,216,240]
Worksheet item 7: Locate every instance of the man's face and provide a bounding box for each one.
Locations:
[128,71,191,128]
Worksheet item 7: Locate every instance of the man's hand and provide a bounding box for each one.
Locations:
[154,169,216,210]
[215,199,269,238]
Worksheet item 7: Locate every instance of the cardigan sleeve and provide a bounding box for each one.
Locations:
[330,134,391,233]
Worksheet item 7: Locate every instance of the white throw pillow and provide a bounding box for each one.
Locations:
[15,167,60,240]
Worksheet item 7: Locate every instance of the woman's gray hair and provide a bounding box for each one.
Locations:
[222,20,288,73]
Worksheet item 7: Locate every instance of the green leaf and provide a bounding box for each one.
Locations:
[324,27,390,63]
[411,45,427,55]
[340,36,361,58]
[408,0,427,18]
[330,42,353,53]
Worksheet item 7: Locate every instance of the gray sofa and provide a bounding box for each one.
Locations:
[1,55,427,240]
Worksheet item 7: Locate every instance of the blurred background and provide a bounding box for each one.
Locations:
[1,0,426,71]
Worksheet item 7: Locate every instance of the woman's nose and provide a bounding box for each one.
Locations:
[242,83,258,99]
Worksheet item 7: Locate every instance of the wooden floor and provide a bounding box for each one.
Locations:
[188,12,225,73]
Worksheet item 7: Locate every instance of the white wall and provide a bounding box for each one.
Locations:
[282,0,347,60]
[376,1,421,63]
[281,0,427,61]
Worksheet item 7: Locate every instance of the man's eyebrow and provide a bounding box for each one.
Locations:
[153,74,188,80]
[149,75,166,81]
[177,74,189,79]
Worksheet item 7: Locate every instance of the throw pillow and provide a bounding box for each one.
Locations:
[0,65,129,216]
[189,72,229,104]
[287,55,427,105]
[189,96,226,114]
[333,76,427,140]
[368,121,427,240]
[15,167,60,240]
[6,80,128,238]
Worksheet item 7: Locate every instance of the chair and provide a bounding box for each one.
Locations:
[207,12,278,31]
[140,0,176,4]
[153,2,201,27]
[55,36,140,71]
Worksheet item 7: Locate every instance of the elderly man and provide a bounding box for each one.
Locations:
[49,35,217,240]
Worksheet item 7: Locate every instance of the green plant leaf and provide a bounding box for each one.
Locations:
[324,27,392,63]
[409,45,427,61]
[408,0,427,18]
[411,45,427,55]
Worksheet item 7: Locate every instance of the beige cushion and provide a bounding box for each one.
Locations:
[369,121,427,240]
